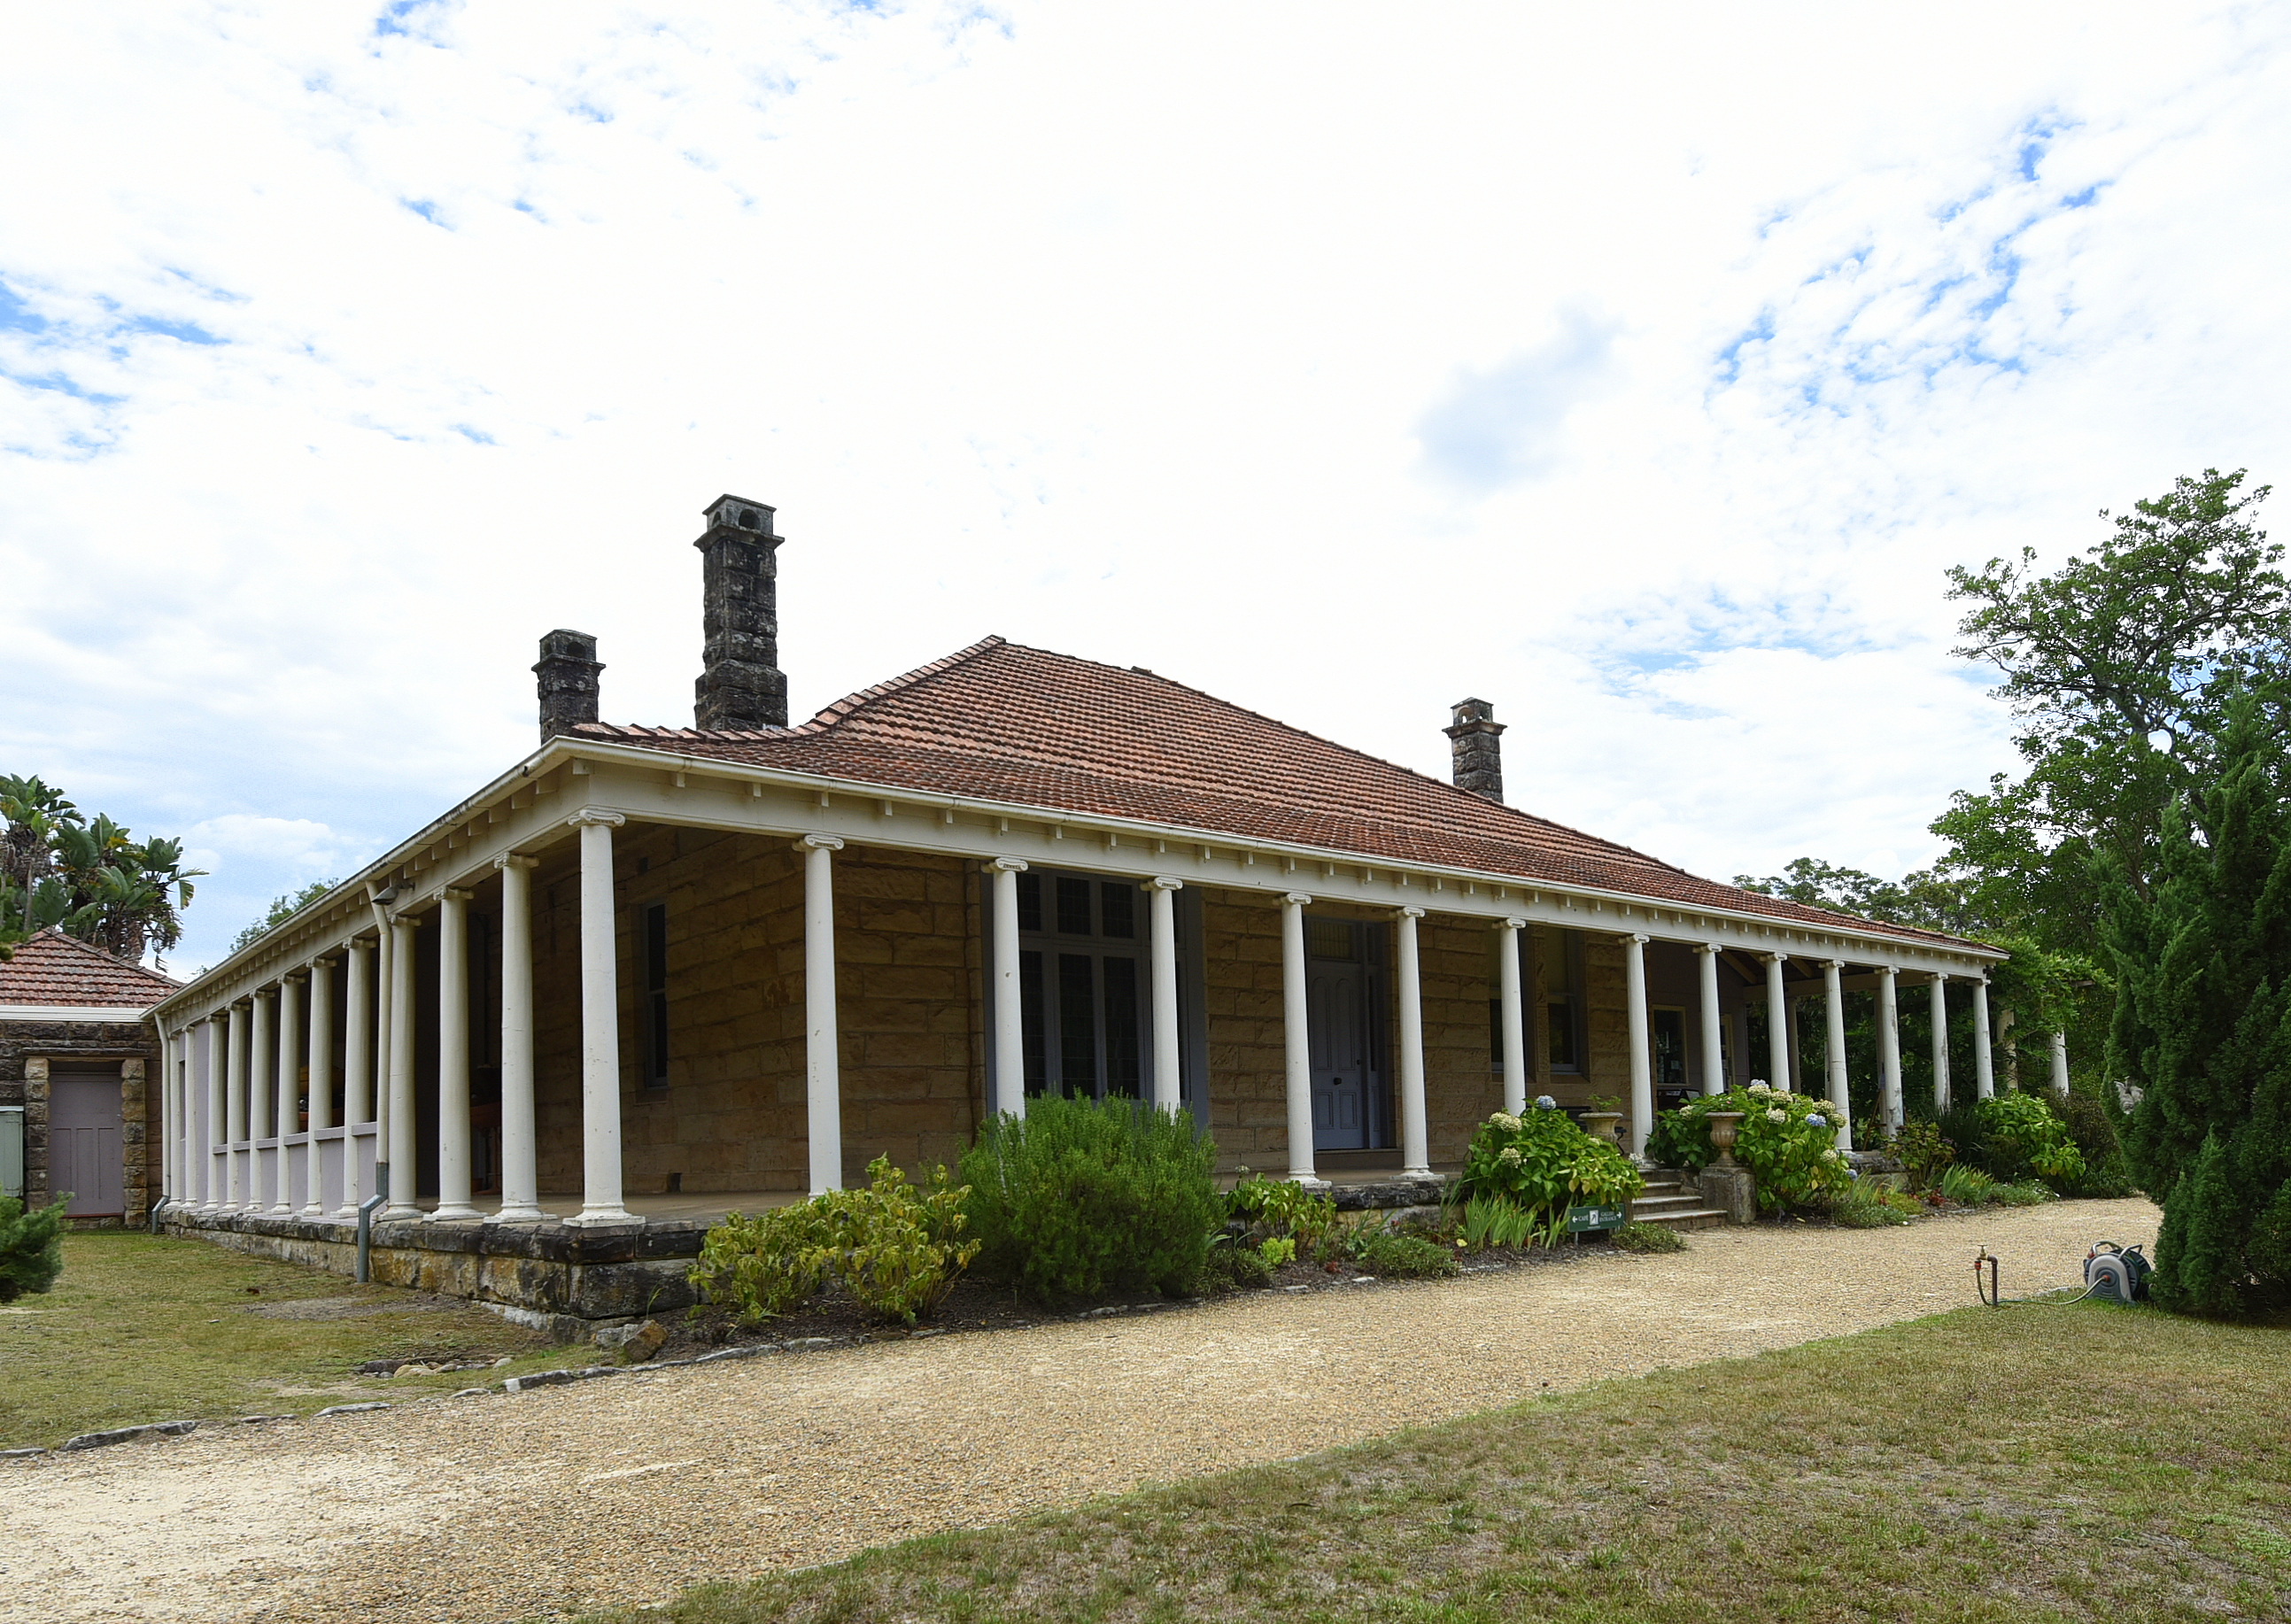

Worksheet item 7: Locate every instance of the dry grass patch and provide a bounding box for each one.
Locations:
[572,1303,2289,1624]
[0,1230,561,1449]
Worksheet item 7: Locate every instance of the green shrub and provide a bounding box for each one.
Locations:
[1977,1094,2086,1190]
[1830,1179,1921,1227]
[1645,1085,1853,1212]
[1613,1219,1686,1253]
[1258,1236,1296,1268]
[689,1157,981,1326]
[1455,1102,1641,1246]
[1460,1191,1536,1249]
[1357,1231,1459,1278]
[2056,1092,2140,1198]
[959,1095,1220,1305]
[1892,1120,1955,1191]
[0,1195,66,1303]
[1938,1163,2000,1205]
[1987,1179,2058,1208]
[1227,1173,1337,1249]
[1199,1241,1273,1293]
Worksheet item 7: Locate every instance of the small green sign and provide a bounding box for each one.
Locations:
[1566,1204,1627,1233]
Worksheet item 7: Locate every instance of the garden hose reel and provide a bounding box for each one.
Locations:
[1973,1240,2151,1307]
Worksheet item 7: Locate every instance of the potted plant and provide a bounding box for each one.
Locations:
[1578,1094,1626,1148]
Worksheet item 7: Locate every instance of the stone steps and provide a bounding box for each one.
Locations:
[1629,1172,1732,1232]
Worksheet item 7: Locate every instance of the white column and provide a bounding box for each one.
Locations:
[273,975,301,1211]
[1929,977,1952,1116]
[1622,932,1653,1156]
[569,811,634,1223]
[339,936,372,1218]
[1875,965,1902,1131]
[797,832,844,1198]
[1971,978,1996,1100]
[1396,907,1430,1179]
[1761,953,1789,1088]
[304,958,335,1216]
[1696,943,1724,1096]
[2048,1030,2070,1100]
[1496,916,1528,1115]
[1281,892,1319,1185]
[225,1001,249,1209]
[382,914,422,1219]
[1147,877,1184,1113]
[1823,959,1852,1150]
[495,855,543,1222]
[250,988,274,1209]
[433,886,479,1221]
[204,1017,226,1210]
[154,1028,174,1208]
[986,857,1027,1118]
[372,916,396,1210]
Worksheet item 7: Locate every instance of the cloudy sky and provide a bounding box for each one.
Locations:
[4,2,2287,974]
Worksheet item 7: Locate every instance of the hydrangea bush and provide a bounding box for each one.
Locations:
[1644,1084,1853,1212]
[1455,1101,1641,1246]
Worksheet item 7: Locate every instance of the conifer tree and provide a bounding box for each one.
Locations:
[2101,687,2291,1317]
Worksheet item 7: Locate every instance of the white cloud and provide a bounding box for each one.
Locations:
[3,1,2289,970]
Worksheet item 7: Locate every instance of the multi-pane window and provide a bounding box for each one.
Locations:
[1543,926,1584,1073]
[1015,870,1149,1102]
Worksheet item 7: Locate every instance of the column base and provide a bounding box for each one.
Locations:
[379,1203,423,1221]
[429,1203,484,1223]
[333,1204,363,1222]
[1398,1166,1440,1182]
[300,1201,329,1218]
[490,1203,546,1225]
[1286,1173,1330,1192]
[568,1205,639,1228]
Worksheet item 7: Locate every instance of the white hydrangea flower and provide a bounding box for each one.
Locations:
[1748,1080,1771,1094]
[1823,1148,1841,1163]
[1766,1108,1787,1124]
[1498,1146,1522,1167]
[1491,1111,1522,1133]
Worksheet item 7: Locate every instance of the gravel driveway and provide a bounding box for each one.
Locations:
[4,1198,2157,1624]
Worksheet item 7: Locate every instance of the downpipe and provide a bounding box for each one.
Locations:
[356,1164,389,1283]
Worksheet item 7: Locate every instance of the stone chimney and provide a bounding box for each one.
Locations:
[534,630,603,742]
[693,493,788,731]
[1444,697,1505,801]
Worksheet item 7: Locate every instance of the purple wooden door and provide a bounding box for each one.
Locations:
[51,1069,125,1217]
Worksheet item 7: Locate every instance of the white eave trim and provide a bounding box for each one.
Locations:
[0,1004,159,1024]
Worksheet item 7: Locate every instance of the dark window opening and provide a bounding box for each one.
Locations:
[642,901,669,1090]
[1012,868,1158,1105]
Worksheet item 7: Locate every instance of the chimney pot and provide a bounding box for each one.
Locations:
[693,492,788,731]
[1443,696,1505,802]
[534,630,604,742]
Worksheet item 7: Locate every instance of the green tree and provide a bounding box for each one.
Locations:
[230,879,339,953]
[0,776,204,964]
[2101,687,2291,1318]
[1933,468,2284,955]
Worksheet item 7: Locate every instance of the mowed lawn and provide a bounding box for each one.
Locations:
[574,1303,2291,1624]
[1,1230,562,1450]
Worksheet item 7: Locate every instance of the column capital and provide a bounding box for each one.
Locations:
[309,955,338,971]
[1619,931,1651,945]
[796,833,845,853]
[1144,876,1183,892]
[1823,957,1846,971]
[1761,950,1789,964]
[389,910,424,930]
[494,852,539,872]
[567,808,626,830]
[1497,915,1527,932]
[1398,905,1427,920]
[1281,891,1313,907]
[982,856,1027,873]
[281,971,306,986]
[1694,941,1722,955]
[441,886,474,903]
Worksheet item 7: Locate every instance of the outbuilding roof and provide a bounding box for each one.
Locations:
[571,636,1985,955]
[0,927,179,1009]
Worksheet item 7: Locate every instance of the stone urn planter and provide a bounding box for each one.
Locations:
[1705,1111,1746,1165]
[1579,1111,1624,1148]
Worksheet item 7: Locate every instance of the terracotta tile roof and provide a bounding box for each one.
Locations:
[0,927,178,1009]
[575,637,1987,955]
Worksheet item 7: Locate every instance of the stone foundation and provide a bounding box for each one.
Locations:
[160,1207,704,1330]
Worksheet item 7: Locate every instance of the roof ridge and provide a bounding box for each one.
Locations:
[982,641,1691,878]
[794,635,1010,734]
